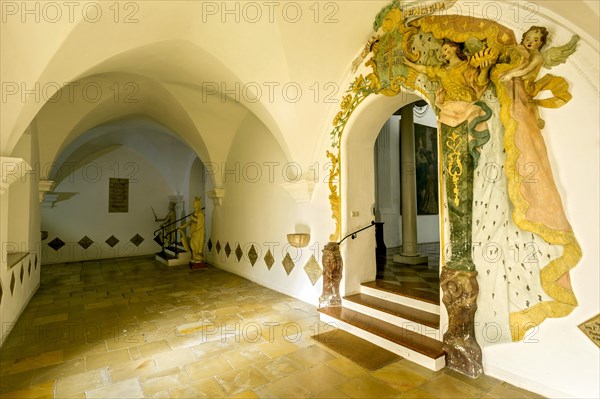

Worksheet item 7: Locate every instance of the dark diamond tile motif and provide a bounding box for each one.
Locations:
[28,259,31,276]
[225,242,231,258]
[282,253,295,276]
[48,237,65,251]
[130,234,144,247]
[78,236,94,250]
[264,249,275,270]
[0,280,2,305]
[19,264,24,283]
[10,272,16,296]
[208,239,213,252]
[216,241,221,254]
[235,244,243,262]
[248,245,258,267]
[35,254,38,270]
[105,235,120,248]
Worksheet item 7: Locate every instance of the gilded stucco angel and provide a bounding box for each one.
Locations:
[499,26,579,127]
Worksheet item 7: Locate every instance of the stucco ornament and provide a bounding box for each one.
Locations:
[325,0,581,376]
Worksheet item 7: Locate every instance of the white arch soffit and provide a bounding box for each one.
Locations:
[33,73,213,175]
[4,32,294,166]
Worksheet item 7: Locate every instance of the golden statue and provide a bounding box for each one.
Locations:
[179,197,205,262]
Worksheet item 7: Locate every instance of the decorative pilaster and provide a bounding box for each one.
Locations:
[39,180,55,202]
[319,242,343,308]
[441,267,483,377]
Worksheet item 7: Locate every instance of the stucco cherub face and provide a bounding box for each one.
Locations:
[441,44,457,62]
[522,30,544,51]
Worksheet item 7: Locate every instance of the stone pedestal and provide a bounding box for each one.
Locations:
[190,261,208,270]
[319,242,343,308]
[441,267,483,377]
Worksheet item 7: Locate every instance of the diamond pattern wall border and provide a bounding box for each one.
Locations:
[10,271,16,296]
[282,253,295,276]
[48,237,65,251]
[264,249,275,270]
[304,255,323,286]
[78,236,94,250]
[248,245,258,266]
[216,241,221,254]
[225,242,231,258]
[130,234,144,247]
[105,235,120,248]
[207,239,213,252]
[235,244,243,262]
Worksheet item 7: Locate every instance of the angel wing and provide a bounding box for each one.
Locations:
[542,35,579,69]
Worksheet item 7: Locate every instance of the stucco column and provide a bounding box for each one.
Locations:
[393,105,428,265]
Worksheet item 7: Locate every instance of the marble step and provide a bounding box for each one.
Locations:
[155,250,191,267]
[343,293,440,338]
[318,306,445,371]
[361,280,440,315]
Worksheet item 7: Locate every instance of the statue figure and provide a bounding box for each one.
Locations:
[179,197,205,263]
[319,242,343,308]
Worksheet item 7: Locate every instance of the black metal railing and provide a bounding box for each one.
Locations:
[153,212,194,255]
[338,220,376,245]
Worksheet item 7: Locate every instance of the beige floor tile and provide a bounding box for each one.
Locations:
[295,364,349,395]
[86,378,144,398]
[483,382,543,398]
[230,390,260,398]
[215,367,270,396]
[185,357,233,381]
[31,358,86,385]
[153,348,197,371]
[338,375,403,398]
[314,388,351,398]
[139,367,190,396]
[418,373,485,399]
[6,350,64,374]
[135,339,172,358]
[54,368,109,398]
[85,348,131,370]
[325,357,368,379]
[0,369,34,393]
[257,340,299,358]
[0,381,55,399]
[169,377,225,398]
[253,355,304,382]
[62,342,107,361]
[221,346,270,369]
[370,360,429,392]
[253,375,313,398]
[287,344,337,367]
[109,358,158,383]
[443,368,502,392]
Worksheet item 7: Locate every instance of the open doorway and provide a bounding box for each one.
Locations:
[374,100,440,301]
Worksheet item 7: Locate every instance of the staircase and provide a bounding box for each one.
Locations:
[155,244,191,267]
[318,279,445,371]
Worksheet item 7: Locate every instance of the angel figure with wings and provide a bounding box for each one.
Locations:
[500,26,579,128]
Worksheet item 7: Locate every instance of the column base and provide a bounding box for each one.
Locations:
[441,267,483,378]
[393,254,428,265]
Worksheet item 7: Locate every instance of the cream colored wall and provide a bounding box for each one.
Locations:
[0,126,42,346]
[206,111,334,305]
[41,146,175,264]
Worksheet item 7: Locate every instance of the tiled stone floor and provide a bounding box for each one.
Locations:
[377,244,441,297]
[0,256,543,398]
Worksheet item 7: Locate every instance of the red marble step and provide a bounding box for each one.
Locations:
[363,280,440,305]
[318,306,445,360]
[344,293,440,329]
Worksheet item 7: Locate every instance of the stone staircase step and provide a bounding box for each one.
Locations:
[344,293,440,332]
[318,306,445,371]
[361,281,440,315]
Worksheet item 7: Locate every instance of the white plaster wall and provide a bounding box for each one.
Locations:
[206,112,334,306]
[41,146,175,264]
[0,126,42,346]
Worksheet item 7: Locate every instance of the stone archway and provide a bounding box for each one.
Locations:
[324,2,582,377]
